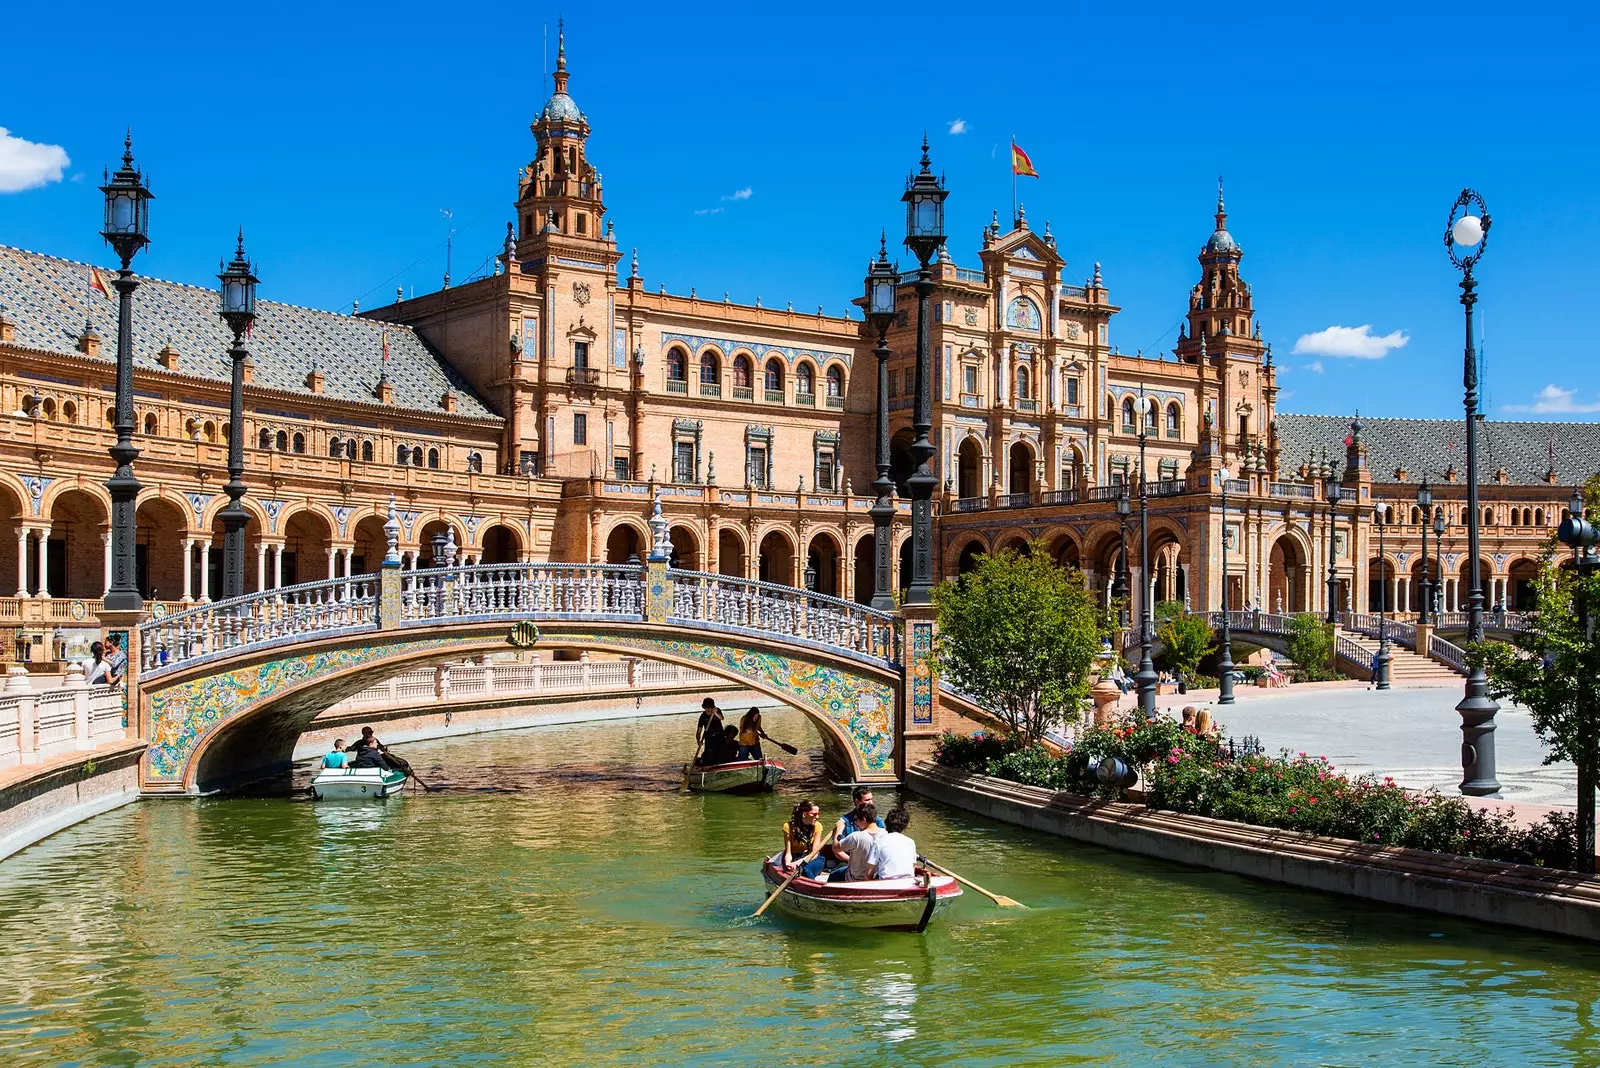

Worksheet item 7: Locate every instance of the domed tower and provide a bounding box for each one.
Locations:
[1175,181,1258,356]
[514,22,607,259]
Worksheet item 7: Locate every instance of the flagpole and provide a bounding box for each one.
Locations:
[1010,137,1016,227]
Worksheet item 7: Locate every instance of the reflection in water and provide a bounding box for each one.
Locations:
[0,708,1598,1066]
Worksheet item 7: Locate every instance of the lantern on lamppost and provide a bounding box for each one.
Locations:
[1374,510,1392,690]
[1112,485,1131,630]
[864,235,899,611]
[216,232,258,601]
[899,136,947,606]
[99,134,154,613]
[1217,466,1236,705]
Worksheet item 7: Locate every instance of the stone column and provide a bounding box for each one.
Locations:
[326,547,337,581]
[273,545,284,589]
[101,531,113,599]
[180,539,194,602]
[35,528,51,598]
[15,529,28,598]
[196,541,211,602]
[256,543,268,591]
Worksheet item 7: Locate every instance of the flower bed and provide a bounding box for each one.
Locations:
[933,720,1581,871]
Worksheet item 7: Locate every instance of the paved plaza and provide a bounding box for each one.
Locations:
[1139,682,1578,809]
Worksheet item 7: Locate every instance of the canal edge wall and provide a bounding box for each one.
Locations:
[907,762,1600,943]
[0,740,144,862]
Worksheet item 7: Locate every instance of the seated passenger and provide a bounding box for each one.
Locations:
[698,724,736,766]
[828,803,883,882]
[781,800,827,880]
[866,807,917,880]
[321,739,350,769]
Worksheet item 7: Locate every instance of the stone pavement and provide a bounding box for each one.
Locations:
[1114,681,1580,812]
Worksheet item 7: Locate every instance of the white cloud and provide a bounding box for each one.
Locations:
[948,118,968,135]
[1291,324,1409,359]
[0,128,70,193]
[1503,384,1600,414]
[721,186,752,201]
[1304,361,1324,374]
[693,207,723,216]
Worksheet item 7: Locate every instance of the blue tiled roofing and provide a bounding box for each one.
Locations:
[1276,413,1600,487]
[0,245,497,421]
[542,92,586,123]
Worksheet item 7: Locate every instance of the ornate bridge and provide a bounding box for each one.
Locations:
[130,543,955,792]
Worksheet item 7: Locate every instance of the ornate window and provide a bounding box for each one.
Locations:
[813,430,841,491]
[1121,398,1136,432]
[1015,365,1031,400]
[143,412,158,435]
[746,425,774,489]
[666,347,687,381]
[673,418,703,483]
[292,432,306,454]
[764,359,784,398]
[732,355,752,389]
[329,436,343,458]
[699,352,720,384]
[258,428,271,450]
[1005,297,1042,332]
[1166,402,1181,437]
[361,440,374,462]
[467,451,483,473]
[795,362,815,397]
[427,447,440,469]
[825,365,844,398]
[397,444,411,466]
[276,430,289,452]
[574,412,588,446]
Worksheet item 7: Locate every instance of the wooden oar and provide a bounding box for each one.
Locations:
[753,830,835,918]
[766,738,799,756]
[384,750,438,792]
[918,856,1023,908]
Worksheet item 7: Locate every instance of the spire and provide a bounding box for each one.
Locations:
[1215,175,1227,231]
[918,131,931,172]
[1092,262,1103,287]
[553,18,569,91]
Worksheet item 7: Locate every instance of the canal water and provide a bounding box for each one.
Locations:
[2,709,1598,1066]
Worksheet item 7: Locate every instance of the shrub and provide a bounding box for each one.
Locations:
[1285,614,1337,681]
[932,730,1021,772]
[1156,613,1214,680]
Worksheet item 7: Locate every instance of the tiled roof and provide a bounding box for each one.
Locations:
[1276,413,1600,488]
[0,245,497,421]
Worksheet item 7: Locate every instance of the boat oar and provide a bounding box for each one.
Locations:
[384,750,438,792]
[752,831,835,918]
[918,856,1024,908]
[766,738,799,756]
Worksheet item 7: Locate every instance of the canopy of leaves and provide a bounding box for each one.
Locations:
[1285,614,1336,681]
[1157,613,1214,679]
[933,542,1105,746]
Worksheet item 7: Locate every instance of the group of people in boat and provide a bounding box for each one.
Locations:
[780,788,917,883]
[694,698,772,766]
[320,727,394,770]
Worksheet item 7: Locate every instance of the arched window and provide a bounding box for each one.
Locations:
[292,432,306,454]
[220,422,230,443]
[1166,402,1181,436]
[107,406,116,428]
[427,448,440,469]
[275,430,289,452]
[203,421,217,442]
[1411,506,1421,526]
[467,451,483,473]
[62,400,77,424]
[699,352,720,384]
[795,362,815,396]
[764,359,784,395]
[1536,509,1545,527]
[1147,398,1160,429]
[144,412,158,435]
[397,444,411,466]
[330,436,344,458]
[184,418,198,439]
[825,365,844,399]
[361,440,374,463]
[732,355,752,389]
[1015,365,1031,400]
[1484,507,1494,526]
[258,428,271,450]
[42,398,57,420]
[666,348,687,382]
[1121,397,1136,432]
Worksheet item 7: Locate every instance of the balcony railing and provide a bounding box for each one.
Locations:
[699,382,721,398]
[953,497,986,513]
[666,379,688,394]
[566,367,600,386]
[1004,492,1030,508]
[795,392,815,406]
[826,395,843,409]
[1270,481,1315,499]
[1016,399,1038,412]
[954,267,985,284]
[732,385,753,400]
[1038,488,1080,506]
[764,389,785,404]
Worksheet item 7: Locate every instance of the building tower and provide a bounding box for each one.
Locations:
[514,23,608,259]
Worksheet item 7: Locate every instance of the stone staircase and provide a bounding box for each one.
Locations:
[1335,628,1462,685]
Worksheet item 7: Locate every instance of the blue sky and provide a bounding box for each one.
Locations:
[2,1,1596,420]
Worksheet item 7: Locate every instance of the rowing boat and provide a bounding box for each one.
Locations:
[759,857,961,931]
[683,758,784,794]
[311,766,408,800]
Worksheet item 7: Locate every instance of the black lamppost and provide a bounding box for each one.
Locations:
[864,236,899,611]
[1446,189,1500,796]
[900,136,947,606]
[1113,486,1130,630]
[1433,509,1446,618]
[1134,411,1158,717]
[1374,510,1392,689]
[216,232,257,601]
[1217,464,1236,704]
[1557,488,1599,873]
[99,134,153,613]
[1324,459,1343,625]
[1416,477,1433,624]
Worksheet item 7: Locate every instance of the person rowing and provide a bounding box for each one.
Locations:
[344,727,392,770]
[736,707,772,761]
[694,698,724,763]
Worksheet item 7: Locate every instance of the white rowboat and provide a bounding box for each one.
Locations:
[683,758,784,794]
[312,766,408,800]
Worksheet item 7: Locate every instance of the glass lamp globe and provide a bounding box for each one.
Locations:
[1452,215,1484,248]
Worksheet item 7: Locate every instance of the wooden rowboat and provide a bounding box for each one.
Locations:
[311,766,408,800]
[759,857,962,931]
[683,758,784,794]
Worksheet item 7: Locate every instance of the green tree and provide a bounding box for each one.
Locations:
[1284,614,1336,681]
[933,540,1105,746]
[1157,613,1214,680]
[1475,552,1600,872]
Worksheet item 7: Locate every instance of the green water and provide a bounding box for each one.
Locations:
[3,709,1599,1066]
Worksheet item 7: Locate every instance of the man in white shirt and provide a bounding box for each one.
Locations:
[828,804,884,882]
[866,807,917,880]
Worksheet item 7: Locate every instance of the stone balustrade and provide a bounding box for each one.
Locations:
[0,663,127,770]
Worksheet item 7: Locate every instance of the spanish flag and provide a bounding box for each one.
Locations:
[89,266,116,300]
[1011,141,1038,179]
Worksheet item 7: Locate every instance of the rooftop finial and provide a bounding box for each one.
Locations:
[630,246,639,278]
[235,227,245,256]
[1215,174,1227,230]
[122,128,134,167]
[918,132,931,172]
[556,17,567,71]
[878,229,888,260]
[1092,261,1103,287]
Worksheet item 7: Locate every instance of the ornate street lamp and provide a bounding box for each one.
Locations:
[1374,510,1392,689]
[99,134,153,612]
[1134,405,1158,717]
[1324,459,1343,625]
[803,561,818,592]
[864,235,899,611]
[1416,477,1434,625]
[900,136,947,605]
[1558,488,1599,872]
[1446,188,1500,796]
[216,232,258,601]
[1113,485,1131,630]
[1433,509,1447,618]
[1217,465,1236,704]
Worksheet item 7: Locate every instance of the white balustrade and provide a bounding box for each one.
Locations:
[0,664,126,770]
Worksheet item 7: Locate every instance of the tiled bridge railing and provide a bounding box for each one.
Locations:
[137,563,904,680]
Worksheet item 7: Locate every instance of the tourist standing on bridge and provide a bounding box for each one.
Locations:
[104,633,127,686]
[736,707,771,760]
